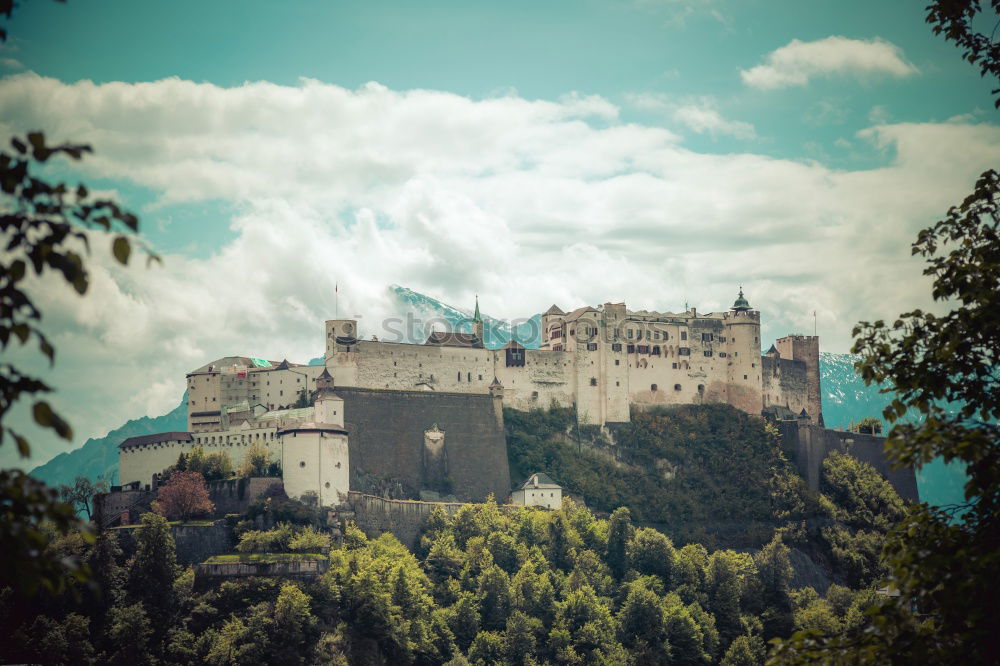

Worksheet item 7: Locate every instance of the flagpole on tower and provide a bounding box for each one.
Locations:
[813,310,817,337]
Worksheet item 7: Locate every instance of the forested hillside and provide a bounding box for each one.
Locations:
[1,441,905,664]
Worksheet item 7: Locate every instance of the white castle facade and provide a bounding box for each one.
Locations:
[119,290,822,499]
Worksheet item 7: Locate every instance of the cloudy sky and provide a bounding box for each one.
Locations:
[3,0,998,468]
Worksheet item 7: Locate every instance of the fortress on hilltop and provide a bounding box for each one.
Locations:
[114,290,839,511]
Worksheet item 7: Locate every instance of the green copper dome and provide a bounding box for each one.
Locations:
[732,287,751,311]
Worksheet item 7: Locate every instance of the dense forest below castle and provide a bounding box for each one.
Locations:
[1,404,907,665]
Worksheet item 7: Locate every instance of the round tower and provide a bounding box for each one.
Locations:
[325,319,359,358]
[281,374,349,506]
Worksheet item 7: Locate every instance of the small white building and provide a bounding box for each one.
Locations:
[511,472,562,510]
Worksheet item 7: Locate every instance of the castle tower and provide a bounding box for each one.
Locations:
[473,296,484,346]
[281,382,349,507]
[325,318,359,359]
[775,334,823,426]
[724,287,763,415]
[313,371,344,426]
[541,304,566,346]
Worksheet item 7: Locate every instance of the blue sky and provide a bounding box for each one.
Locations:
[2,0,998,467]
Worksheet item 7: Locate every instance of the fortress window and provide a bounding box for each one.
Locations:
[532,391,539,399]
[325,482,330,488]
[678,347,691,356]
[652,346,661,355]
[719,352,727,358]
[615,359,620,366]
[479,374,483,380]
[612,343,622,352]
[744,374,748,380]
[651,384,658,392]
[751,363,756,368]
[627,329,634,339]
[702,333,713,342]
[703,351,713,357]
[627,344,635,353]
[638,345,649,354]
[681,331,688,340]
[674,384,682,391]
[467,372,472,381]
[646,330,652,340]
[698,384,705,393]
[457,372,462,382]
[719,336,726,342]
[299,461,305,468]
[587,343,597,351]
[590,377,598,386]
[672,363,678,369]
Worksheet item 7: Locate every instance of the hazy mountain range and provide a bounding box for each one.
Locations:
[30,285,966,506]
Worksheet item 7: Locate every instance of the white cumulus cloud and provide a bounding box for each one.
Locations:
[741,36,918,90]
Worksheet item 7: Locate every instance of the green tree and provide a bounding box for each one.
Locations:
[605,506,634,579]
[627,527,676,586]
[819,451,905,532]
[239,444,271,477]
[705,550,745,645]
[550,585,623,663]
[664,594,710,666]
[127,512,178,625]
[752,534,793,639]
[617,582,669,661]
[106,602,153,666]
[503,611,540,666]
[468,630,505,665]
[477,564,513,631]
[447,592,481,653]
[271,583,318,664]
[721,633,765,666]
[511,559,556,626]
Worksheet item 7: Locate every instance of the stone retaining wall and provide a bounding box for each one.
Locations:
[194,558,329,587]
[113,521,233,566]
[343,491,518,548]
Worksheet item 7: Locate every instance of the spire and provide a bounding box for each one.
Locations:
[473,294,481,322]
[731,286,751,311]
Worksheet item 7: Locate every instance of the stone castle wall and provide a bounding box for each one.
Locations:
[207,477,283,515]
[344,492,467,548]
[778,420,919,502]
[761,357,810,417]
[335,387,511,502]
[344,491,519,548]
[112,521,233,566]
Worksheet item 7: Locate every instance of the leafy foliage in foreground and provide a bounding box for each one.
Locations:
[771,171,1000,664]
